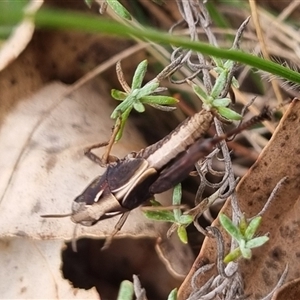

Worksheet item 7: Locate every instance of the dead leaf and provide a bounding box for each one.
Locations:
[178,100,300,299]
[272,277,300,300]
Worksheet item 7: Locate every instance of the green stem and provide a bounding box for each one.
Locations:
[2,6,300,84]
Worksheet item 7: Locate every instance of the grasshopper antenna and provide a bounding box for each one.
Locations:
[41,213,79,251]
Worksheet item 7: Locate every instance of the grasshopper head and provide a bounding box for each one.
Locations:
[71,176,126,226]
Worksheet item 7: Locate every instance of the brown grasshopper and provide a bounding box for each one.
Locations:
[43,107,271,240]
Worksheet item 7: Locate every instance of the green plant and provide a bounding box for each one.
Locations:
[111,60,178,140]
[219,213,269,263]
[144,184,193,244]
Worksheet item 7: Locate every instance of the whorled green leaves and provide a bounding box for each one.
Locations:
[188,57,242,121]
[111,60,178,141]
[219,213,269,263]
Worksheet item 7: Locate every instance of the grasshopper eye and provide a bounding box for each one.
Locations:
[94,189,104,203]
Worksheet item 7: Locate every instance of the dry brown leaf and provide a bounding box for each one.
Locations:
[272,277,300,300]
[178,100,300,299]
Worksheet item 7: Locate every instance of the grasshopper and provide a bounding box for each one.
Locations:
[68,107,271,235]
